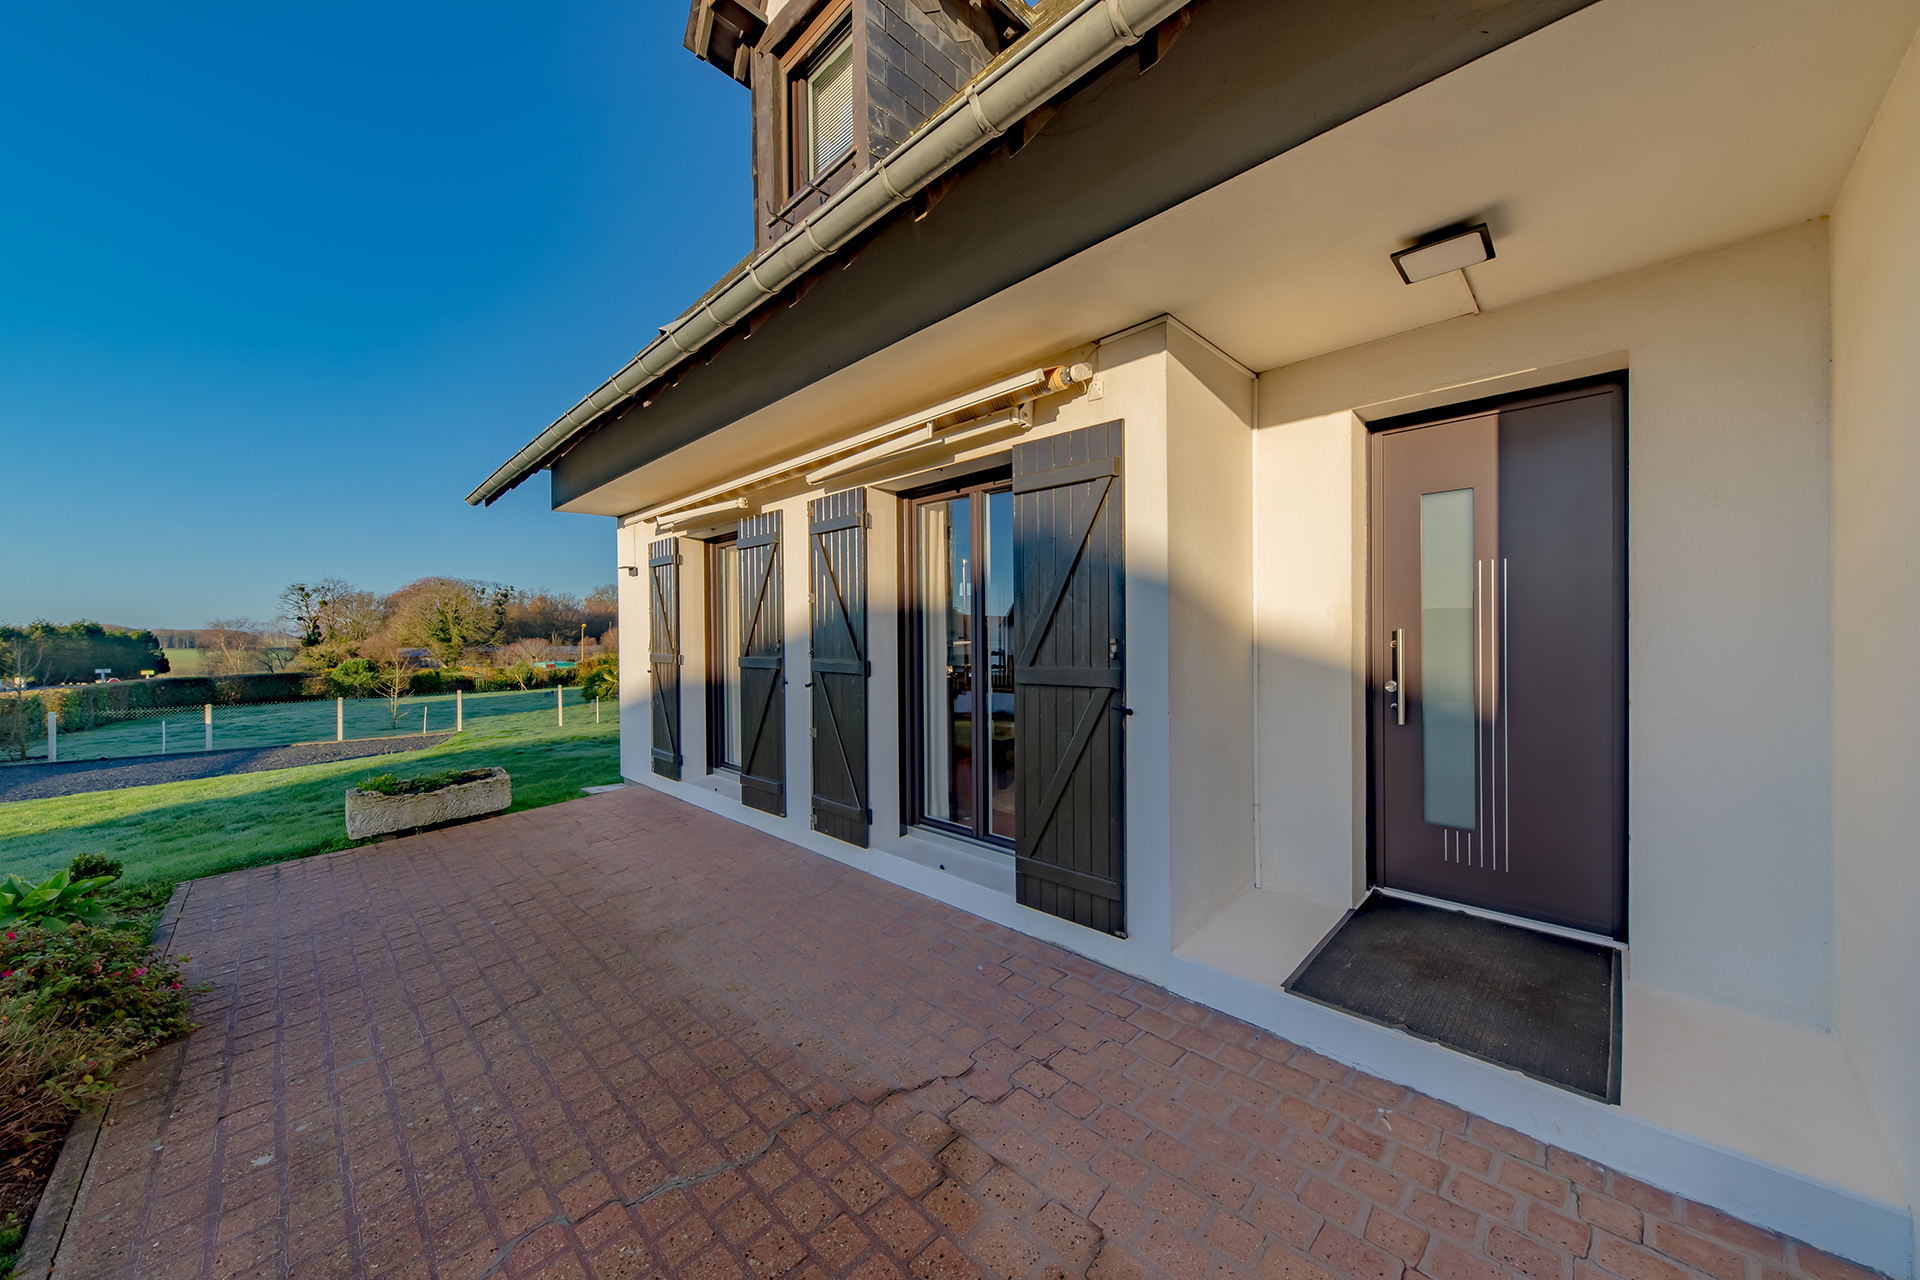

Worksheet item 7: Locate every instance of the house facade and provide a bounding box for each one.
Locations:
[471,0,1920,1271]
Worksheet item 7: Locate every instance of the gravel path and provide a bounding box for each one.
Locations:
[0,734,454,803]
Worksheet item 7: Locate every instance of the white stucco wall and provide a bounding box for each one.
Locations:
[1255,222,1835,1026]
[1251,411,1368,909]
[1831,24,1920,1237]
[1163,324,1258,945]
[618,519,650,784]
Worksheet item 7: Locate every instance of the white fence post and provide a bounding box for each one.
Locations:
[595,696,600,724]
[557,684,564,727]
[204,703,212,752]
[46,712,56,762]
[162,720,168,754]
[456,688,463,733]
[422,706,428,736]
[337,697,344,742]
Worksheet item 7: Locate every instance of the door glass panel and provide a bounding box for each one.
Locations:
[1421,488,1476,829]
[984,490,1015,839]
[717,544,742,768]
[919,498,974,825]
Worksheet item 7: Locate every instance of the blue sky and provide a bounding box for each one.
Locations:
[0,2,749,630]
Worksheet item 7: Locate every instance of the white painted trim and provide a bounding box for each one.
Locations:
[1165,953,1915,1278]
[1100,313,1258,380]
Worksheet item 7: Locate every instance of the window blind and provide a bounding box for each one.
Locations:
[809,35,855,178]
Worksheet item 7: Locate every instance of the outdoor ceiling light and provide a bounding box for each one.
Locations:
[1392,224,1495,284]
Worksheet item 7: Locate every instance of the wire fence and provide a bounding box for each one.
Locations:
[0,685,618,765]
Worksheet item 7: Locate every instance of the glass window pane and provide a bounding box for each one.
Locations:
[1420,489,1476,829]
[919,499,973,826]
[719,544,743,768]
[985,489,1015,839]
[809,35,854,178]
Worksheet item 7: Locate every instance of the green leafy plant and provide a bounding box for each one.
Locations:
[578,657,617,701]
[66,852,124,884]
[355,768,492,797]
[0,869,119,931]
[0,1211,24,1278]
[0,926,198,1051]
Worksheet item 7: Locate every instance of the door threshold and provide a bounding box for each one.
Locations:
[1373,887,1624,952]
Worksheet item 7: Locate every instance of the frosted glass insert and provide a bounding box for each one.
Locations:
[1421,489,1476,830]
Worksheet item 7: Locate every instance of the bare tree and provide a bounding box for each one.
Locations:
[1,632,46,689]
[380,649,412,727]
[202,619,267,676]
[255,627,302,673]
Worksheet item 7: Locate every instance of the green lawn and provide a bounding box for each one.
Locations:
[0,707,624,895]
[23,685,607,762]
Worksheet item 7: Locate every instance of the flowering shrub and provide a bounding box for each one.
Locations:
[0,926,196,1052]
[0,996,125,1157]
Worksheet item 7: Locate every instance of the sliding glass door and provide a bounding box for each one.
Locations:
[706,534,744,771]
[910,478,1014,845]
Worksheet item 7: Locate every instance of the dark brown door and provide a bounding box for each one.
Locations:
[737,512,785,816]
[1012,422,1126,937]
[649,538,683,781]
[809,488,869,846]
[1370,383,1625,938]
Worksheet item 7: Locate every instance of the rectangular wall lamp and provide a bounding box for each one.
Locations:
[1392,224,1495,284]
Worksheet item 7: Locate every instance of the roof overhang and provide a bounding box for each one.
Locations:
[471,0,1605,509]
[684,0,767,85]
[551,0,1918,519]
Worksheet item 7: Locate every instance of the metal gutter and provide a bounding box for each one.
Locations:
[466,0,1189,507]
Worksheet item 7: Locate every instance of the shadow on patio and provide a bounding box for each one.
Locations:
[46,787,1861,1280]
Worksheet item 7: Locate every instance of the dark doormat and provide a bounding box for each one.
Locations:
[1285,893,1622,1102]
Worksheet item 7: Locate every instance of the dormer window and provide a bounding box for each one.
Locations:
[796,21,855,185]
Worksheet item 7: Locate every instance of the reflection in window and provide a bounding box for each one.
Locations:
[984,490,1014,839]
[918,498,972,826]
[712,540,744,770]
[914,483,1015,845]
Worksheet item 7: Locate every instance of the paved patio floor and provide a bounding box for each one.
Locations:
[58,787,1877,1280]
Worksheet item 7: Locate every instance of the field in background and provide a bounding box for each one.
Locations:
[161,647,209,675]
[0,701,624,890]
[12,685,612,763]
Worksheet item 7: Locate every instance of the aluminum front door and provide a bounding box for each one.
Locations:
[1370,383,1626,938]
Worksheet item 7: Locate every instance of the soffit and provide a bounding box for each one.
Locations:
[559,0,1918,515]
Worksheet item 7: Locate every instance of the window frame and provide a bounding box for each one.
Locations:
[779,0,857,203]
[705,531,742,774]
[795,21,855,184]
[903,468,1016,850]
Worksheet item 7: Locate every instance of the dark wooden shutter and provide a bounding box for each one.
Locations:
[737,512,786,815]
[648,537,683,780]
[1012,422,1126,935]
[809,489,870,846]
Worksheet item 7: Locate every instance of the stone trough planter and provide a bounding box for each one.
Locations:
[345,767,511,839]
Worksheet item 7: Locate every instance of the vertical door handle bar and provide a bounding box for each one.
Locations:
[1389,628,1406,725]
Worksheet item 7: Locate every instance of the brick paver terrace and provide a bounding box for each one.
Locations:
[58,787,1881,1280]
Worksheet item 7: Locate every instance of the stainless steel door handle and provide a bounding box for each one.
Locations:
[1390,628,1406,725]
